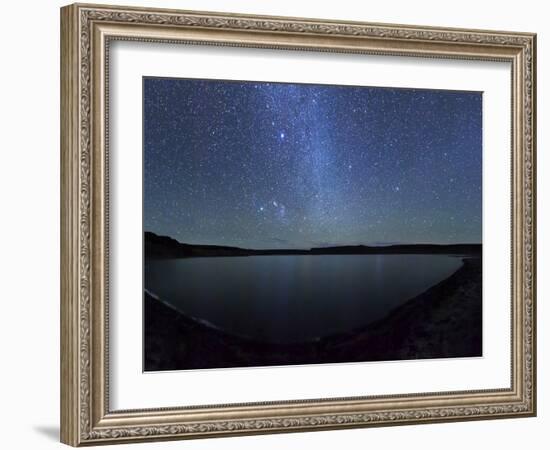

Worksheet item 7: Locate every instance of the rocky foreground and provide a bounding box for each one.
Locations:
[144,257,482,371]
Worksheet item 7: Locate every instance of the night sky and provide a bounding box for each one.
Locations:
[144,78,482,249]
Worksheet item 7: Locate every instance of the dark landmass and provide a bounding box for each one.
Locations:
[145,231,482,259]
[144,257,482,371]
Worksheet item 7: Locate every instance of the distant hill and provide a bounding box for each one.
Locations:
[144,231,482,259]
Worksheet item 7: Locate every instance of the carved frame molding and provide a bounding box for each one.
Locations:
[61,3,536,446]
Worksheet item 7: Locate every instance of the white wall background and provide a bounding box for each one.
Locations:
[0,0,546,448]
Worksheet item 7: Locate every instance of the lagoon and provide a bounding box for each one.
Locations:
[144,254,462,344]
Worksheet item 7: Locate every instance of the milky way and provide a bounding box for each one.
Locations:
[144,77,482,249]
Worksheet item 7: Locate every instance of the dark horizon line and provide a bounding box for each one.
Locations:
[144,231,482,253]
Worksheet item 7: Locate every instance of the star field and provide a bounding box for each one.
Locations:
[144,77,482,249]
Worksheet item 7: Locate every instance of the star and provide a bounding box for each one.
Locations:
[144,77,482,249]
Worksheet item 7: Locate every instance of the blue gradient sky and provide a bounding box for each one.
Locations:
[144,78,482,249]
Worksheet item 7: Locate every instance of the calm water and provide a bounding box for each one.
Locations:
[145,255,462,344]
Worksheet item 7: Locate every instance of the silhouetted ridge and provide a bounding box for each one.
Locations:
[145,231,481,259]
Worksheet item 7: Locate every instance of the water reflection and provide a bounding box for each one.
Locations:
[145,254,461,344]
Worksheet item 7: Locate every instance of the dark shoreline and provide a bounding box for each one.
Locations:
[144,257,482,371]
[145,231,482,259]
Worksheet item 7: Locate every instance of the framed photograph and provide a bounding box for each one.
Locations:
[60,3,537,446]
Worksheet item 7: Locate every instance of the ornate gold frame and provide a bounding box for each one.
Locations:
[60,3,536,446]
